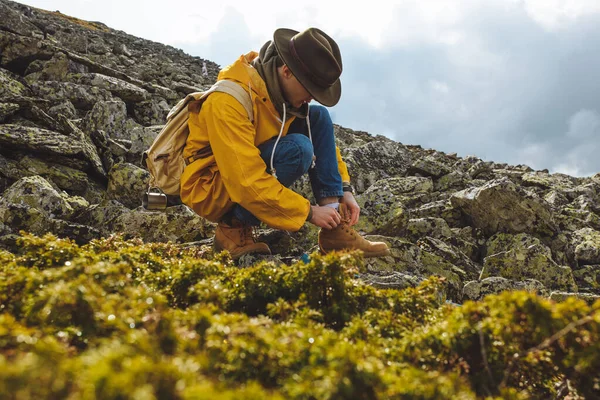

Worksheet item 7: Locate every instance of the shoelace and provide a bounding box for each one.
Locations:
[242,225,257,243]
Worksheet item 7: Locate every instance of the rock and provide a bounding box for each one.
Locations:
[0,32,54,72]
[0,68,30,97]
[57,116,107,180]
[408,155,451,178]
[73,200,130,235]
[362,235,464,301]
[549,292,600,305]
[74,73,148,102]
[522,171,580,192]
[111,205,214,243]
[31,52,74,81]
[29,81,114,111]
[17,155,92,194]
[571,228,600,266]
[0,199,54,236]
[362,236,421,273]
[2,175,75,219]
[130,125,162,158]
[463,277,548,301]
[355,176,433,234]
[544,190,570,208]
[358,271,422,290]
[82,100,140,141]
[434,170,469,192]
[0,124,91,167]
[481,235,576,291]
[449,226,485,262]
[0,102,20,122]
[107,163,150,209]
[340,139,412,193]
[411,200,463,228]
[405,217,453,241]
[49,219,101,245]
[0,2,40,36]
[418,237,481,280]
[47,101,77,120]
[572,265,600,293]
[133,98,170,126]
[450,178,557,237]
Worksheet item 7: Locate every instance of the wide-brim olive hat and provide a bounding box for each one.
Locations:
[273,27,342,107]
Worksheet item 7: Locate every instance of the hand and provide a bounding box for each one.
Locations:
[309,205,341,229]
[341,192,360,226]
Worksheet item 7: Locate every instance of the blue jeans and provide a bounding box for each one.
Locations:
[233,105,344,226]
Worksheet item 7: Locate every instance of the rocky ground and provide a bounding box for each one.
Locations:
[1,0,600,304]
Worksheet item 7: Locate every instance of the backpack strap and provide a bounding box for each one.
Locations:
[182,80,255,166]
[211,80,254,123]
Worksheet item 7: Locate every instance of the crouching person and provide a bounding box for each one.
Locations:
[180,27,390,260]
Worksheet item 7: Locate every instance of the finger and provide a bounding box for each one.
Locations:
[352,209,360,225]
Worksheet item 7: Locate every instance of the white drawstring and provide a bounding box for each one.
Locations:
[270,103,316,178]
[270,103,286,178]
[306,107,316,169]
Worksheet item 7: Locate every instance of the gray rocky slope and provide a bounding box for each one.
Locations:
[1,0,599,303]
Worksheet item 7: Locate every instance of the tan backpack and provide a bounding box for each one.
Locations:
[142,80,253,210]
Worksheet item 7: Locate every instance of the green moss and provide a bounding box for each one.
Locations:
[1,232,599,399]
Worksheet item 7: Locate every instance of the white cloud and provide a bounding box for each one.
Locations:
[523,0,600,30]
[15,0,600,176]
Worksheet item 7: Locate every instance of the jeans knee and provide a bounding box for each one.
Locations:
[286,134,314,174]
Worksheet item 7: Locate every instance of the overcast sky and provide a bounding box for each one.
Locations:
[18,0,600,176]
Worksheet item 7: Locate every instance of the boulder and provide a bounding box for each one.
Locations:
[405,217,453,241]
[130,125,162,158]
[418,237,481,280]
[47,101,77,120]
[74,73,149,102]
[408,155,451,178]
[29,81,113,111]
[521,171,580,192]
[340,139,412,193]
[481,233,576,291]
[355,176,433,235]
[17,155,91,194]
[571,228,600,266]
[450,178,556,237]
[82,100,140,141]
[549,292,600,305]
[463,277,548,301]
[107,163,150,209]
[0,124,105,178]
[111,205,214,243]
[2,175,74,219]
[572,265,600,293]
[132,98,170,126]
[0,68,30,98]
[0,199,54,237]
[0,102,20,122]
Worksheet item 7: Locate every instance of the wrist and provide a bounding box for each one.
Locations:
[306,205,314,223]
[342,182,354,195]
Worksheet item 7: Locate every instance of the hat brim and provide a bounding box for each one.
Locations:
[273,28,341,107]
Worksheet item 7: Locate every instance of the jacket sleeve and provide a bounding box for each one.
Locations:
[336,146,351,183]
[203,92,310,231]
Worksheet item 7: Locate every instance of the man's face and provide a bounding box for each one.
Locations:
[279,65,313,108]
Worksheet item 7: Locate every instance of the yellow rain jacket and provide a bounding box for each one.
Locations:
[180,52,350,232]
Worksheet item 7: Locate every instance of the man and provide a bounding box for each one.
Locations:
[180,27,390,260]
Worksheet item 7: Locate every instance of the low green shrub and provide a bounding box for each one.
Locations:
[0,233,598,399]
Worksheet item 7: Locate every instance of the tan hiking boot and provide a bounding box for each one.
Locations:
[214,220,271,260]
[318,203,391,258]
